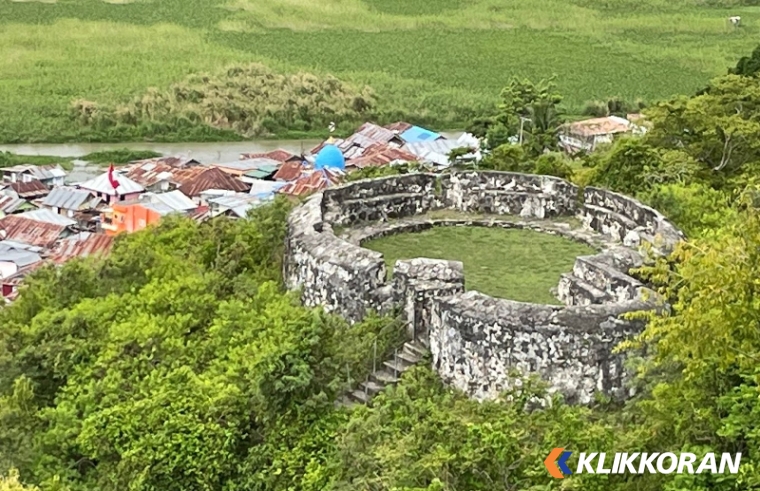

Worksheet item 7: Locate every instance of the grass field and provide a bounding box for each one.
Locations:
[1,0,759,143]
[363,226,596,304]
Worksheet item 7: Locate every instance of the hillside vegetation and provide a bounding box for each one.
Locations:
[4,56,760,489]
[1,0,759,142]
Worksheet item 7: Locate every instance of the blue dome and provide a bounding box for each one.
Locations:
[314,144,345,170]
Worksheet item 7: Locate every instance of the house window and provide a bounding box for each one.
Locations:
[119,195,125,201]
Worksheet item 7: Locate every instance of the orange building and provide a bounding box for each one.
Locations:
[101,203,163,236]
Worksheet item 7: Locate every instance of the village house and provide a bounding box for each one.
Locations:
[177,167,250,203]
[6,180,51,200]
[0,195,36,217]
[17,208,78,228]
[310,122,405,161]
[0,215,73,249]
[559,115,644,153]
[0,240,44,280]
[1,164,66,187]
[78,171,145,204]
[123,161,209,193]
[41,186,101,218]
[207,193,267,218]
[100,190,198,236]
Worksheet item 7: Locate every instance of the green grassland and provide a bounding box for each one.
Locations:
[1,0,759,143]
[363,226,596,304]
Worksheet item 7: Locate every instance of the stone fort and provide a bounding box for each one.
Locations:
[283,171,683,405]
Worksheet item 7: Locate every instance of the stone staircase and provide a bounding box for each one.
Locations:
[338,339,428,407]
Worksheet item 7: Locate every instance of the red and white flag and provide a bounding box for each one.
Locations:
[107,164,120,190]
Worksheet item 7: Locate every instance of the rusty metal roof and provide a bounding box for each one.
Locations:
[0,215,67,248]
[0,195,28,214]
[49,233,114,264]
[278,169,343,197]
[188,205,211,222]
[344,122,400,148]
[178,167,250,196]
[10,180,50,198]
[130,156,201,168]
[240,149,300,163]
[384,121,413,133]
[347,143,418,168]
[273,160,309,181]
[567,116,632,137]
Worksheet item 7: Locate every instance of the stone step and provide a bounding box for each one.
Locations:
[371,369,400,385]
[396,350,421,365]
[582,204,639,242]
[403,340,429,358]
[383,357,413,375]
[359,380,386,395]
[349,389,371,404]
[557,273,610,306]
[573,255,643,297]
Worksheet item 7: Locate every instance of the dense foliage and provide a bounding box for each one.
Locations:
[0,0,749,143]
[71,64,376,139]
[80,149,162,165]
[5,33,760,491]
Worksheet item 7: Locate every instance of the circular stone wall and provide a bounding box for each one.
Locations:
[283,171,683,404]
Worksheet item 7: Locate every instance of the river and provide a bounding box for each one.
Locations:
[0,132,464,163]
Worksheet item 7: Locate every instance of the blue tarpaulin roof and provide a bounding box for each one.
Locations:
[400,125,441,143]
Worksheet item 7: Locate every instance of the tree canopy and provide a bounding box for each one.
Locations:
[5,45,760,491]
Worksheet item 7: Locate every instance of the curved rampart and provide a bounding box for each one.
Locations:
[284,171,683,404]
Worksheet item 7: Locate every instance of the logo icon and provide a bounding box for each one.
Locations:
[545,447,573,478]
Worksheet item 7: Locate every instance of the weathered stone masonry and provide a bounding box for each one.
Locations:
[284,171,683,404]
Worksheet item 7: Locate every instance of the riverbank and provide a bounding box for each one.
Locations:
[0,132,465,164]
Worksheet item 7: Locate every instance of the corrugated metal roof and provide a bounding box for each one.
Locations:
[123,162,176,188]
[178,167,250,197]
[344,122,400,148]
[243,166,279,180]
[384,121,413,133]
[211,158,282,173]
[42,187,95,210]
[240,149,300,163]
[208,193,258,207]
[50,233,114,264]
[0,240,44,253]
[0,249,42,269]
[188,205,210,222]
[18,208,78,227]
[273,160,308,181]
[0,215,67,248]
[142,190,197,211]
[2,164,66,180]
[141,202,176,216]
[248,180,286,198]
[80,172,145,196]
[399,125,442,143]
[347,143,418,168]
[278,169,343,197]
[129,156,201,168]
[10,180,50,198]
[0,196,28,214]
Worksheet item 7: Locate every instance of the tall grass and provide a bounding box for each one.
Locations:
[0,0,758,143]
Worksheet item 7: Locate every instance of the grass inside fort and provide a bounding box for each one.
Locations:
[364,226,596,304]
[1,0,758,143]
